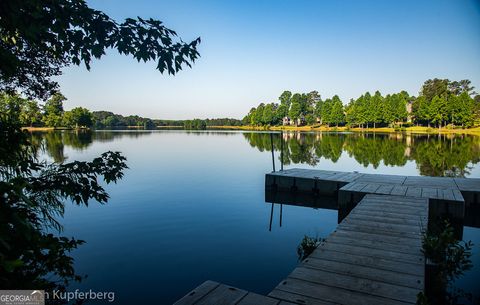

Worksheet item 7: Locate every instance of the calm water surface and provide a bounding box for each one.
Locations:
[33,130,480,304]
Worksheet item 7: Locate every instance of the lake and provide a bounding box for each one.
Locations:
[31,130,480,304]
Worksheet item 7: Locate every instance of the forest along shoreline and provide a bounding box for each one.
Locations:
[200,125,480,135]
[22,125,480,135]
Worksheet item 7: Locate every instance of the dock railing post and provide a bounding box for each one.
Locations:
[280,131,284,171]
[270,132,276,172]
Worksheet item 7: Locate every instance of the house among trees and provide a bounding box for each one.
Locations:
[282,116,291,125]
[406,100,413,123]
[282,115,306,126]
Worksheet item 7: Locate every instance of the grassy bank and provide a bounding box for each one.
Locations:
[210,125,480,135]
[21,127,93,131]
[22,127,68,131]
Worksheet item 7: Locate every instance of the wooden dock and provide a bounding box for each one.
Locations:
[173,280,294,305]
[265,169,479,207]
[266,168,480,227]
[174,169,480,305]
[268,194,427,305]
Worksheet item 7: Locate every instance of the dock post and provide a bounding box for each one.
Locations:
[270,133,276,172]
[280,131,284,171]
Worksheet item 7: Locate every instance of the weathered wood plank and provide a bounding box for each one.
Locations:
[278,301,305,305]
[317,241,424,264]
[350,203,428,219]
[349,210,427,224]
[442,188,456,201]
[405,187,423,197]
[338,223,423,240]
[349,182,369,192]
[288,266,420,303]
[306,247,424,276]
[347,213,424,226]
[356,174,407,185]
[270,278,413,305]
[361,183,382,193]
[302,257,423,289]
[333,229,422,248]
[421,187,438,199]
[196,284,248,305]
[357,203,428,215]
[342,172,363,182]
[339,183,354,191]
[403,176,457,188]
[390,185,408,196]
[173,280,220,305]
[353,203,427,216]
[328,233,422,255]
[341,217,423,234]
[376,184,395,194]
[269,289,338,305]
[362,195,428,204]
[237,292,280,305]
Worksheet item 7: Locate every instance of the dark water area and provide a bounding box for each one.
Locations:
[30,130,480,304]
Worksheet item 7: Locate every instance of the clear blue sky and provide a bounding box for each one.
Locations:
[57,0,480,119]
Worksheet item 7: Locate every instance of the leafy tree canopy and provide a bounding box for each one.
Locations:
[0,0,201,100]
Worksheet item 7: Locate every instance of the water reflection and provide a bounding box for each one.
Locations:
[30,130,480,177]
[30,130,156,162]
[30,130,247,163]
[244,132,480,177]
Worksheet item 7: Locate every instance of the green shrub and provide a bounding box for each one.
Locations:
[297,235,324,261]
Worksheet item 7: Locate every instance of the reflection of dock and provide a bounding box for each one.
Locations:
[174,169,480,305]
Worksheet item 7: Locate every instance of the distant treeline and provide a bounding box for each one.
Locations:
[94,113,242,129]
[243,79,480,128]
[0,91,242,129]
[93,111,166,129]
[183,118,243,130]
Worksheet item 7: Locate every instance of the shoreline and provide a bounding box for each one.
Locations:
[21,125,480,135]
[209,125,480,135]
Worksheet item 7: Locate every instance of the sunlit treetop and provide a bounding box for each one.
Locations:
[0,0,201,100]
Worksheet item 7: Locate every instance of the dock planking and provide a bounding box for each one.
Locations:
[173,281,285,305]
[269,194,428,305]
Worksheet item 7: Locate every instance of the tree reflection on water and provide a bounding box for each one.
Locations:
[244,132,480,177]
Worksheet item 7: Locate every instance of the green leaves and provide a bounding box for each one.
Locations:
[184,119,207,130]
[0,0,201,100]
[1,108,127,291]
[63,107,93,128]
[421,220,474,304]
[297,235,324,261]
[414,79,477,127]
